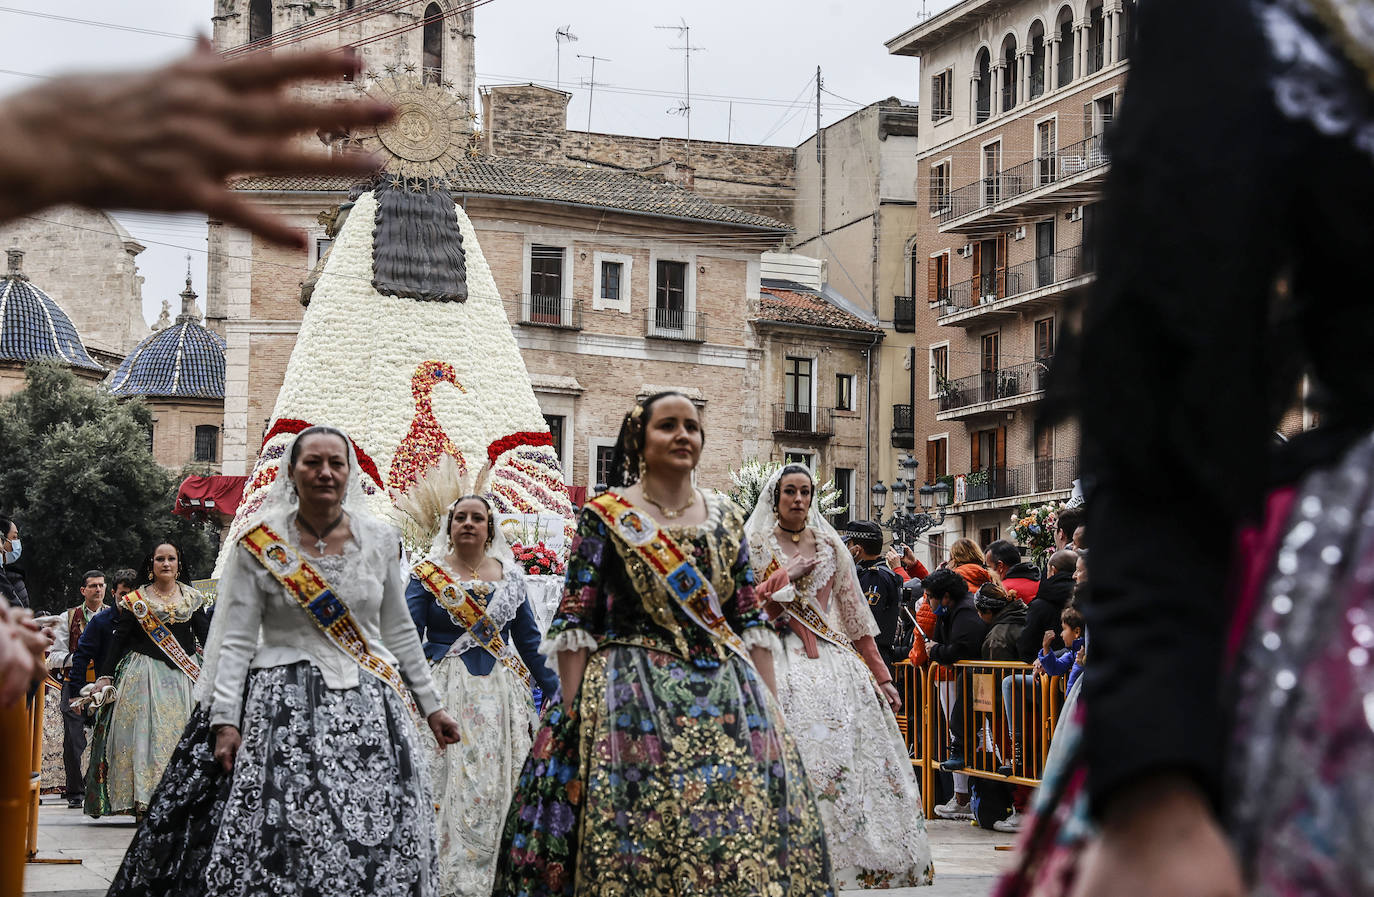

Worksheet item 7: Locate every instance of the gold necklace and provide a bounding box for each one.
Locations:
[455,554,485,580]
[642,486,696,520]
[777,522,806,544]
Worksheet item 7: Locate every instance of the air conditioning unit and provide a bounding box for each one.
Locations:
[1012,226,1026,241]
[1066,205,1084,222]
[958,244,974,258]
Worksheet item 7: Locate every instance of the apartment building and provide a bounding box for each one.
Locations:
[887,0,1132,557]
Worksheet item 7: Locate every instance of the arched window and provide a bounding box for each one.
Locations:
[248,0,272,43]
[1087,1,1105,74]
[1028,21,1047,99]
[422,2,443,85]
[343,0,355,8]
[1056,7,1075,88]
[1000,36,1018,112]
[975,48,991,124]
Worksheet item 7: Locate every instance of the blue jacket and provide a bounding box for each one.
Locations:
[405,575,559,697]
[1037,635,1085,678]
[70,606,117,684]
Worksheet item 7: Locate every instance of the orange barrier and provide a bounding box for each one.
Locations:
[895,659,1065,816]
[0,695,28,896]
[26,679,44,862]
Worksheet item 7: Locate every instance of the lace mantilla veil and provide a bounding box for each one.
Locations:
[194,428,375,707]
[743,464,863,597]
[422,497,518,570]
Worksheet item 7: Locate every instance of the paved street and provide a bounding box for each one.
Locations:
[21,797,1015,896]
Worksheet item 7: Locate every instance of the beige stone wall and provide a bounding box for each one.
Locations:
[147,399,227,469]
[0,208,147,358]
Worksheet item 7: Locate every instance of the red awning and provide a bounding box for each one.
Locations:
[175,475,248,521]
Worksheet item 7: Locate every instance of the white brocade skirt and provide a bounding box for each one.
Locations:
[424,653,537,897]
[101,653,195,816]
[776,633,934,889]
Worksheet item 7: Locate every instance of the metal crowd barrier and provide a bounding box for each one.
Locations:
[894,659,1065,817]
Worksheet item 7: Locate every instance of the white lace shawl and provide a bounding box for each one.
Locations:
[438,558,528,659]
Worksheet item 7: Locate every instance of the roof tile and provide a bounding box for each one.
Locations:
[756,287,884,334]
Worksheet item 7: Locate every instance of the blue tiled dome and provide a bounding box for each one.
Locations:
[0,252,104,372]
[109,318,226,400]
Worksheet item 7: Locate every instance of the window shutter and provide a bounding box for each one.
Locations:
[970,432,981,471]
[996,232,1009,298]
[996,426,1007,469]
[927,254,939,303]
[927,440,938,485]
[1084,101,1093,139]
[970,243,981,298]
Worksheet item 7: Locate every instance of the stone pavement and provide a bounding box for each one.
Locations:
[22,799,1014,896]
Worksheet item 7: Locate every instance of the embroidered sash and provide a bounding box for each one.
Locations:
[412,560,533,689]
[759,555,866,664]
[121,590,201,681]
[241,523,416,711]
[586,493,751,663]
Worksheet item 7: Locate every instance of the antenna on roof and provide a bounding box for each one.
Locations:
[555,26,578,90]
[577,54,612,138]
[656,18,705,170]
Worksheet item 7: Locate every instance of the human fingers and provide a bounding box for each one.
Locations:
[185,180,307,248]
[219,93,394,139]
[209,47,364,92]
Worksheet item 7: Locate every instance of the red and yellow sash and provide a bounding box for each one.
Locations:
[241,523,416,711]
[412,560,533,689]
[586,492,750,663]
[760,555,866,665]
[120,589,201,681]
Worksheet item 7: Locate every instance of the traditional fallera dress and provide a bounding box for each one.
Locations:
[492,491,836,897]
[105,433,446,897]
[85,583,208,818]
[407,557,559,897]
[750,529,934,889]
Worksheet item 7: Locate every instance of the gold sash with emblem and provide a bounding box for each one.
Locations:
[585,492,751,663]
[412,560,533,689]
[120,589,201,681]
[241,523,416,711]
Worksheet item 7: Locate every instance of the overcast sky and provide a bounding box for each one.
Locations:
[0,0,951,326]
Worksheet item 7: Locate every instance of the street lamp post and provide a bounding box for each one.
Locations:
[871,452,952,551]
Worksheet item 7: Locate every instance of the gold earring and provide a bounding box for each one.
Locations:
[637,457,647,480]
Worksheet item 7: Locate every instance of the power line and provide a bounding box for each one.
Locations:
[0,6,195,41]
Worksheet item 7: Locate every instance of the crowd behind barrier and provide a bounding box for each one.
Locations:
[894,659,1065,818]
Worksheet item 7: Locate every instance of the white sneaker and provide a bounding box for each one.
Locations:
[993,809,1024,833]
[934,796,973,820]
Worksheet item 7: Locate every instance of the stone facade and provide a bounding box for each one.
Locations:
[481,84,797,226]
[0,207,146,364]
[147,398,225,469]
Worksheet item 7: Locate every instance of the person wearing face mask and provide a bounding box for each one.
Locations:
[750,467,934,889]
[495,393,836,897]
[0,515,28,608]
[923,568,989,820]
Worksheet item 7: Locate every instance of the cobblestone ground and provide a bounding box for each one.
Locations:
[21,802,1015,897]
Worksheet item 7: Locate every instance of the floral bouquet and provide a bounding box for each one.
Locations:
[511,541,564,577]
[727,458,847,518]
[1009,500,1066,564]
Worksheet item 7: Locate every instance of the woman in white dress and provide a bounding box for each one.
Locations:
[407,495,559,897]
[747,463,934,889]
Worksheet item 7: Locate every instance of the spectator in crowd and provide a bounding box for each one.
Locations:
[1054,507,1085,552]
[986,539,1040,602]
[1073,524,1087,551]
[906,580,938,668]
[46,570,107,807]
[949,538,992,592]
[1034,604,1086,684]
[925,568,989,819]
[976,582,1027,661]
[69,569,137,689]
[1017,549,1077,663]
[843,521,911,677]
[887,543,930,583]
[0,603,49,706]
[0,515,28,608]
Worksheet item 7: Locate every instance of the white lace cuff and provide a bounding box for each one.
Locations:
[539,628,598,659]
[771,583,796,604]
[741,626,783,665]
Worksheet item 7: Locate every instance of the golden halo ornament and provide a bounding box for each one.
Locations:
[351,76,481,180]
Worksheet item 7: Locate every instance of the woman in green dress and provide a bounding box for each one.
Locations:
[493,391,835,897]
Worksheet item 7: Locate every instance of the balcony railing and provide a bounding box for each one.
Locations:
[422,65,443,86]
[936,245,1089,318]
[772,404,835,438]
[645,307,707,342]
[1086,40,1105,75]
[892,403,915,449]
[1057,52,1073,89]
[518,293,582,329]
[935,133,1109,225]
[894,295,916,332]
[937,355,1054,414]
[959,456,1078,504]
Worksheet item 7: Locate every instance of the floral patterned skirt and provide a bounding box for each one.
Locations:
[84,652,195,818]
[492,644,836,897]
[107,661,437,897]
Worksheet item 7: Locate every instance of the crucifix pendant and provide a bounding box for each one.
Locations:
[315,539,328,553]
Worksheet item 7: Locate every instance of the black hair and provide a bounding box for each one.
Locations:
[371,177,468,302]
[112,568,139,592]
[1061,603,1086,632]
[0,514,13,538]
[1056,507,1085,542]
[142,539,188,584]
[289,426,351,470]
[921,567,968,603]
[985,539,1022,569]
[81,570,106,588]
[772,464,814,513]
[851,534,882,557]
[447,494,496,548]
[606,392,703,488]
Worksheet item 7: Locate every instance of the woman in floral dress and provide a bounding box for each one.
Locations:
[86,541,209,819]
[407,494,558,897]
[493,392,835,897]
[748,464,934,889]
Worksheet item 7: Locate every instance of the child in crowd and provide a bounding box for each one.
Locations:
[1034,604,1086,683]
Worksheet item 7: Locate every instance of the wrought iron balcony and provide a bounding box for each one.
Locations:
[645,307,707,342]
[893,296,916,333]
[772,404,835,438]
[937,356,1054,417]
[957,456,1079,505]
[518,294,582,330]
[935,133,1109,231]
[891,404,915,449]
[934,245,1092,325]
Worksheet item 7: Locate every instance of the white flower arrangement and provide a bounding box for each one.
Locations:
[727,458,847,518]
